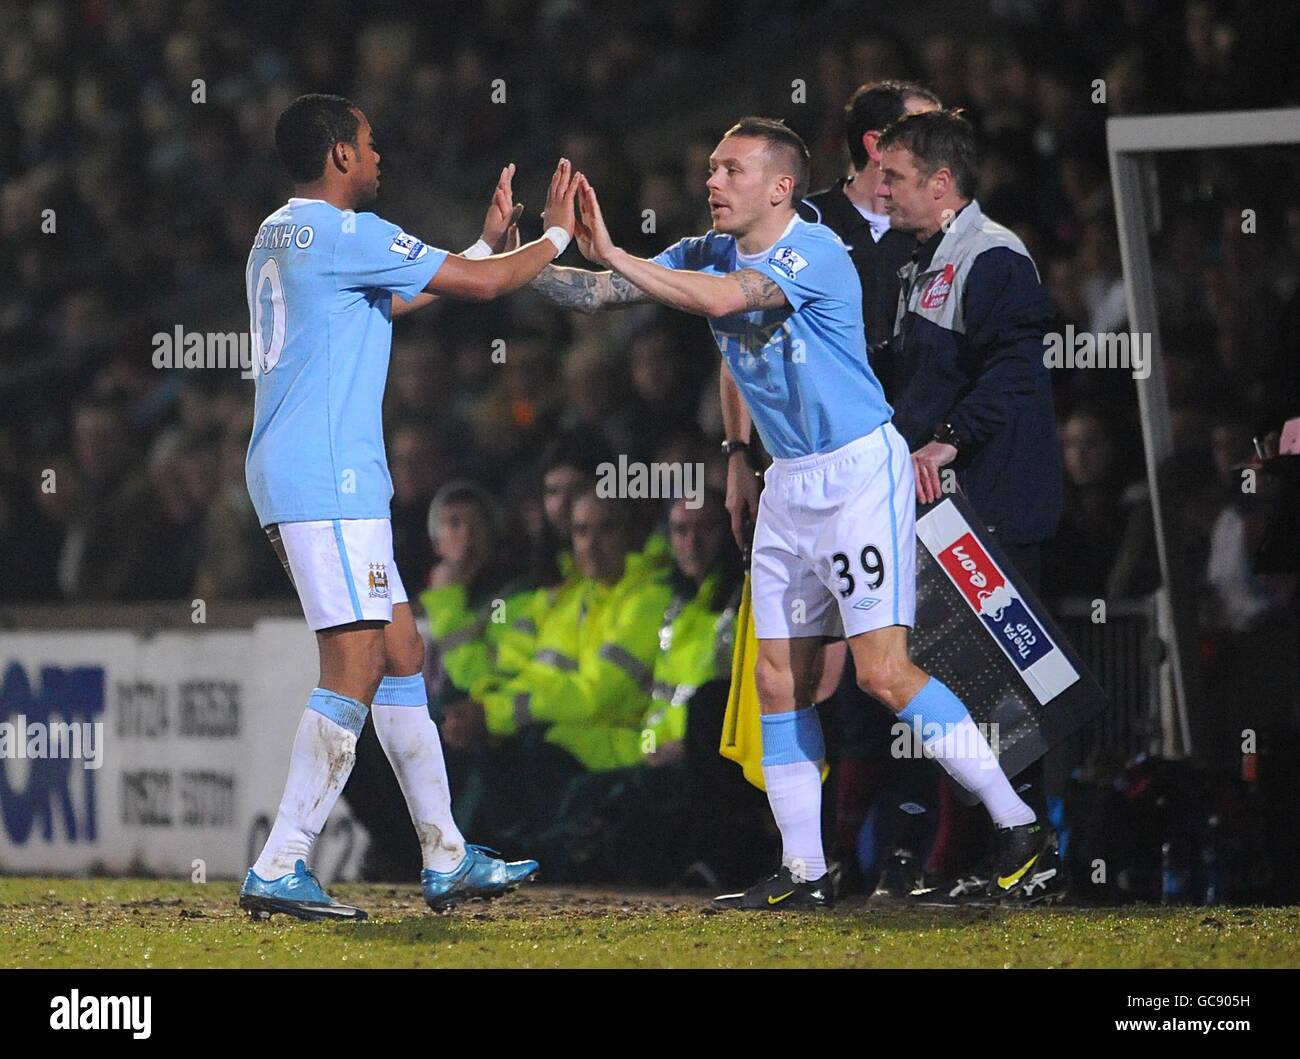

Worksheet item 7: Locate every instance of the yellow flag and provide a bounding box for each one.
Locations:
[720,574,830,790]
[720,574,767,789]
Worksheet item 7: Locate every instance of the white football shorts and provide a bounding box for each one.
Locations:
[751,423,916,640]
[267,518,408,631]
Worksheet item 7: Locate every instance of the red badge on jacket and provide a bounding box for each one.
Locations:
[921,263,955,310]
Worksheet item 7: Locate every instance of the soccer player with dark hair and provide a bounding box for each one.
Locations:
[529,115,1056,909]
[800,80,940,385]
[239,93,580,920]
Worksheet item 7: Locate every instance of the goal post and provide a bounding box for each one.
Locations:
[1106,107,1300,763]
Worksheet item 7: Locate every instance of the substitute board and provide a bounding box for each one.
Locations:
[911,493,1108,800]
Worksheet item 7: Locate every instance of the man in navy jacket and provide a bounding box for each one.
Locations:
[877,110,1063,901]
[878,109,1062,581]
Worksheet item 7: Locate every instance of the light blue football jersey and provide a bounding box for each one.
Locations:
[244,198,447,526]
[653,216,891,459]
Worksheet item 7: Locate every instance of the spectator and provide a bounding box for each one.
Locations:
[149,428,220,600]
[1042,406,1157,602]
[388,419,467,591]
[625,318,703,460]
[530,491,777,886]
[420,480,519,718]
[467,331,564,469]
[191,414,290,600]
[464,489,673,855]
[557,337,641,457]
[56,398,165,601]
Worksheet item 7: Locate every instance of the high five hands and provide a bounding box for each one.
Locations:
[572,175,618,267]
[480,163,523,253]
[479,159,583,253]
[542,158,581,240]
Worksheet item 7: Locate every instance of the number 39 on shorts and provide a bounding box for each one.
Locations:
[830,545,885,598]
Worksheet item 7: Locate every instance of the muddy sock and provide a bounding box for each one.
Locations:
[372,675,467,873]
[253,688,366,880]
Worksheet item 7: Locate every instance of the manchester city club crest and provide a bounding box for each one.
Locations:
[367,562,389,599]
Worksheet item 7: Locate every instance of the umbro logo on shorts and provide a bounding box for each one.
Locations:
[852,597,881,611]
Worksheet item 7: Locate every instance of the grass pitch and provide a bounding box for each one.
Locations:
[1,876,1297,969]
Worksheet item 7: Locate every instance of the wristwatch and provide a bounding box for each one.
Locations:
[721,439,751,459]
[931,421,962,451]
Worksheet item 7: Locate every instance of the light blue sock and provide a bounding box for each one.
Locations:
[306,687,368,736]
[760,707,827,881]
[372,673,427,708]
[760,705,826,765]
[896,676,969,738]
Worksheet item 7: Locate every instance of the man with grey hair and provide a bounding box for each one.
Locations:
[877,108,1063,902]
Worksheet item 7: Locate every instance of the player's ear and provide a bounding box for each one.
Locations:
[864,131,881,163]
[772,173,794,207]
[330,139,352,174]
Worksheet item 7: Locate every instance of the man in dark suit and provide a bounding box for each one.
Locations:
[799,80,940,395]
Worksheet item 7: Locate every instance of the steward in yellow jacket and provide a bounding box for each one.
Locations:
[529,491,781,884]
[421,551,579,701]
[641,567,740,757]
[480,508,672,773]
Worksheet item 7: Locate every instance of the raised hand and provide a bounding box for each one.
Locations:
[574,176,617,266]
[541,157,580,238]
[572,181,597,261]
[481,163,523,252]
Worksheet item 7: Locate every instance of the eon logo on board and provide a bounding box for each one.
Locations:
[936,533,1051,670]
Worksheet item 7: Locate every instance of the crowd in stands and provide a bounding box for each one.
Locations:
[2,0,1298,889]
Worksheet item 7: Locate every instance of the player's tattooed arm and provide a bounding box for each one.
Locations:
[729,269,789,312]
[528,265,649,313]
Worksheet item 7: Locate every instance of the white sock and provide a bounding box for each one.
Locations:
[927,715,1036,828]
[253,689,366,880]
[372,676,467,873]
[899,677,1036,829]
[761,760,827,882]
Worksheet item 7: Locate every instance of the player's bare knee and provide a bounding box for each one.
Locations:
[856,657,909,710]
[753,656,791,711]
[343,636,386,703]
[386,626,424,677]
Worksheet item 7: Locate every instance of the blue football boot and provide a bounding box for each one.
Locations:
[422,845,539,911]
[239,859,368,921]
